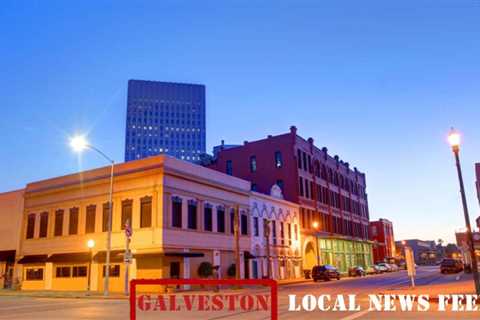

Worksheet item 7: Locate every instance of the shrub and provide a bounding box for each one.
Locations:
[198,261,214,278]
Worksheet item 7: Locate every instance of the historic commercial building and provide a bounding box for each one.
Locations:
[0,189,24,288]
[249,185,301,280]
[208,126,373,273]
[395,239,438,265]
[369,218,395,263]
[125,80,206,162]
[15,155,252,291]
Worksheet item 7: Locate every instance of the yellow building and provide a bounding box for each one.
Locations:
[15,155,251,292]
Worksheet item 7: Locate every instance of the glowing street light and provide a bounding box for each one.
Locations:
[447,128,480,294]
[311,221,321,266]
[87,239,95,249]
[69,135,89,152]
[447,128,461,150]
[69,134,115,296]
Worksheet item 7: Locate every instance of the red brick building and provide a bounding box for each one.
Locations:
[207,126,373,273]
[369,219,395,263]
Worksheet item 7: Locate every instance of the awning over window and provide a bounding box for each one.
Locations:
[17,255,48,264]
[0,250,15,262]
[164,252,204,258]
[93,250,125,263]
[135,252,205,259]
[46,252,91,263]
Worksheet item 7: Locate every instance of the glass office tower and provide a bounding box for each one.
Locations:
[125,80,206,162]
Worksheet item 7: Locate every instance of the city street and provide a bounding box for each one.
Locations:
[0,266,477,320]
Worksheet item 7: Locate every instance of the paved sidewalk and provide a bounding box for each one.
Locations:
[0,277,317,299]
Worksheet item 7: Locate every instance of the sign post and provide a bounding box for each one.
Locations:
[124,219,132,296]
[405,246,416,288]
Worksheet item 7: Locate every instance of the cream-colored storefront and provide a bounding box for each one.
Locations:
[16,155,252,292]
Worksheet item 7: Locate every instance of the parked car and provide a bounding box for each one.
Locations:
[440,259,464,274]
[348,266,366,277]
[388,264,400,272]
[312,265,341,281]
[377,263,393,272]
[366,265,382,274]
[374,263,388,273]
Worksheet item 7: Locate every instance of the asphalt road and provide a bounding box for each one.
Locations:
[0,266,477,320]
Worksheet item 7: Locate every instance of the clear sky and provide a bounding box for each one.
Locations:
[1,1,479,243]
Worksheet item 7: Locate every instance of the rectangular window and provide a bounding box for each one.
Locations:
[102,265,120,277]
[272,222,277,245]
[72,266,87,277]
[299,177,304,197]
[54,210,64,236]
[85,205,96,234]
[288,223,292,244]
[102,203,112,232]
[55,266,71,278]
[26,214,35,239]
[297,149,302,169]
[187,202,197,230]
[230,209,235,234]
[241,214,248,235]
[140,197,152,228]
[302,152,307,171]
[250,156,257,173]
[226,160,233,175]
[280,222,285,245]
[39,212,48,238]
[172,197,182,228]
[204,206,213,231]
[217,208,225,233]
[121,200,133,230]
[304,179,309,199]
[294,224,298,240]
[253,217,259,236]
[26,268,43,280]
[275,151,283,168]
[251,183,257,191]
[69,208,79,235]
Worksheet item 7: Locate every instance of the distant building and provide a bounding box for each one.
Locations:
[455,231,480,264]
[395,239,437,265]
[213,141,240,158]
[125,80,206,162]
[369,219,395,263]
[207,126,373,273]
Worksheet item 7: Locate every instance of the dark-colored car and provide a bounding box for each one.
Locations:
[348,266,366,277]
[312,265,341,281]
[440,259,464,274]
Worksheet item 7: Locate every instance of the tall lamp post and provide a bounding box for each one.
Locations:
[312,221,321,266]
[447,128,480,294]
[70,135,115,296]
[87,239,95,295]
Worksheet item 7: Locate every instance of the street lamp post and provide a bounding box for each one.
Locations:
[70,135,115,296]
[87,239,95,295]
[263,220,271,279]
[447,128,480,295]
[312,221,321,266]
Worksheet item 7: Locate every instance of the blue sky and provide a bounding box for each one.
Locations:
[1,1,480,243]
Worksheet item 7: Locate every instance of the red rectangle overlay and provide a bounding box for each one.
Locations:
[130,278,278,320]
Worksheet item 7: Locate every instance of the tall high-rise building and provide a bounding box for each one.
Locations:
[125,80,206,162]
